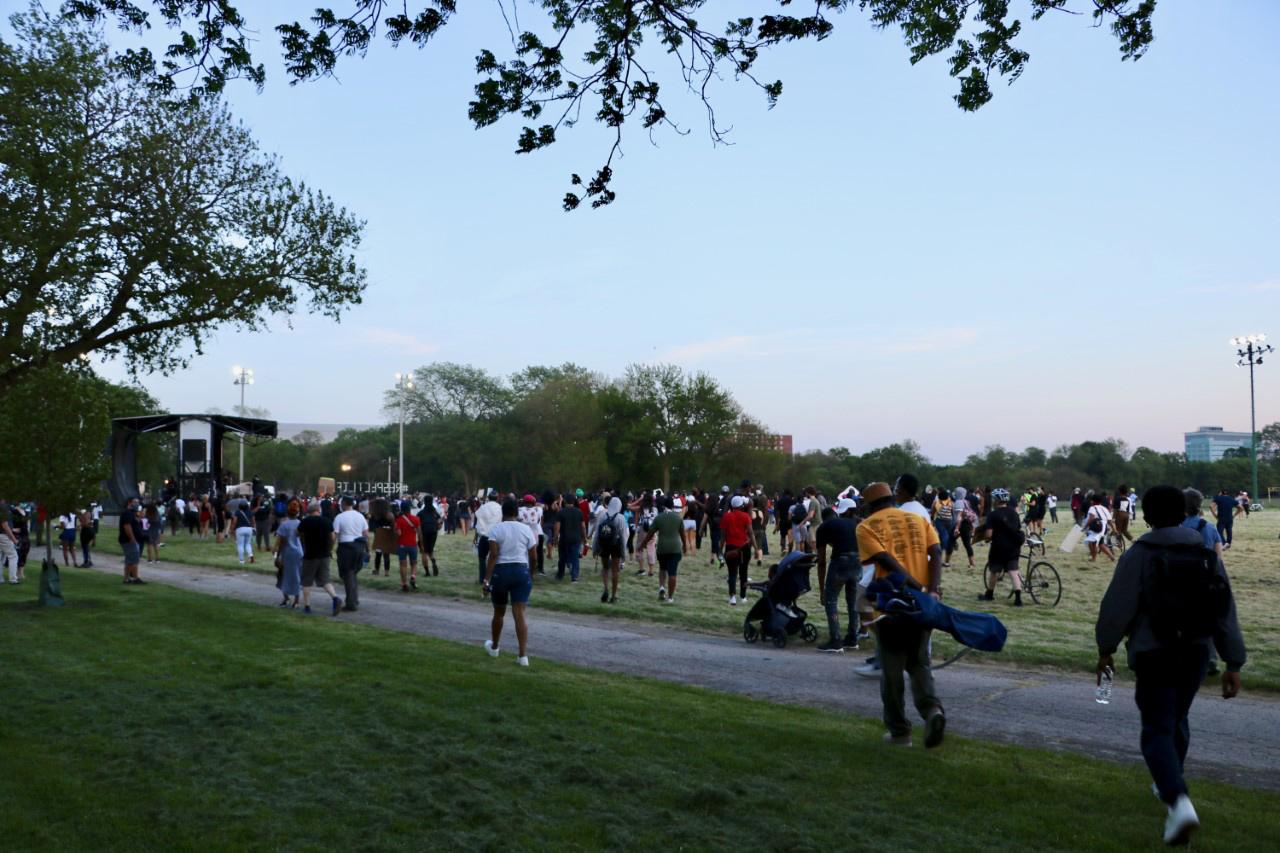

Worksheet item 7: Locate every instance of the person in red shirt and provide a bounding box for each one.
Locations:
[394,501,422,592]
[721,496,755,605]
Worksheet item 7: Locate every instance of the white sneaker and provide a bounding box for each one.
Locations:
[729,595,737,606]
[1162,795,1199,846]
[517,656,530,667]
[484,640,500,658]
[664,597,675,605]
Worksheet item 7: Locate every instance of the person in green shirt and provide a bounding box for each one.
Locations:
[638,495,687,604]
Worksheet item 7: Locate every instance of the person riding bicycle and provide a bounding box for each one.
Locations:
[974,488,1025,607]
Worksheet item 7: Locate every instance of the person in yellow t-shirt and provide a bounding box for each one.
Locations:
[856,481,945,749]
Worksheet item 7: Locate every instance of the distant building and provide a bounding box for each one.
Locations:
[735,431,794,456]
[1184,426,1252,462]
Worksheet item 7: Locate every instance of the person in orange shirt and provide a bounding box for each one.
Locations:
[856,481,945,748]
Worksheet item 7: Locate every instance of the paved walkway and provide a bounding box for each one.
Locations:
[89,558,1279,791]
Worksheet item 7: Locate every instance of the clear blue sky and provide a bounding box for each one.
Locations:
[36,0,1279,463]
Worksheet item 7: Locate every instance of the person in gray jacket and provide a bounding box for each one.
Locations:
[1095,485,1246,848]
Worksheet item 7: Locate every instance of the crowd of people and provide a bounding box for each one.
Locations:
[0,467,1256,846]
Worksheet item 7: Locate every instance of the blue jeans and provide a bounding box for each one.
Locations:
[557,545,581,581]
[824,556,860,642]
[1216,517,1233,546]
[490,563,532,607]
[934,520,952,554]
[1134,646,1209,804]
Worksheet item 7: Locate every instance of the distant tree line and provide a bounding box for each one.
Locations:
[228,361,1280,501]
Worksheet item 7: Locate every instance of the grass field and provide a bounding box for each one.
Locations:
[109,506,1280,692]
[2,568,1278,852]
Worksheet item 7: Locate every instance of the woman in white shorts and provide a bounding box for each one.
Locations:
[681,494,697,552]
[1084,494,1115,562]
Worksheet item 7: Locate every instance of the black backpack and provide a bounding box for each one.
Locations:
[1136,542,1232,645]
[597,513,620,548]
[790,502,808,525]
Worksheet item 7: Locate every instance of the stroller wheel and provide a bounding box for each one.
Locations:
[772,633,787,649]
[743,622,759,644]
[801,623,819,643]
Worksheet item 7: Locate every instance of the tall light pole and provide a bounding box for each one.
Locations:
[393,371,414,494]
[1231,334,1272,501]
[232,365,254,482]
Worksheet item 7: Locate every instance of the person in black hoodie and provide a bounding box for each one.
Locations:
[1094,485,1246,847]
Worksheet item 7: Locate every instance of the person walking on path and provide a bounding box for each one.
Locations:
[232,498,255,565]
[554,493,584,582]
[273,499,304,608]
[394,500,421,592]
[1095,485,1246,847]
[58,512,78,567]
[78,508,96,568]
[855,482,945,748]
[333,496,368,612]
[593,496,627,604]
[473,492,503,585]
[482,497,538,666]
[637,494,685,603]
[815,497,862,653]
[298,501,342,615]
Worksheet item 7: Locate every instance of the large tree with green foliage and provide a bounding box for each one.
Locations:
[66,0,1158,208]
[0,5,366,394]
[0,366,111,574]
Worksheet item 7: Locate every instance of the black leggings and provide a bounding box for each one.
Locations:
[375,550,391,572]
[957,520,974,559]
[725,546,749,596]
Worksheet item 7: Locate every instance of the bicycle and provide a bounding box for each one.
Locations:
[1103,527,1128,554]
[985,543,1062,607]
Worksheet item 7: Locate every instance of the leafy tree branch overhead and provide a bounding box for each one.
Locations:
[0,5,367,393]
[64,0,1158,209]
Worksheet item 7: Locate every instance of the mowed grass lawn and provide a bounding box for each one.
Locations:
[2,569,1278,852]
[141,506,1280,691]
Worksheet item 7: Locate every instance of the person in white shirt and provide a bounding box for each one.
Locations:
[58,512,78,567]
[332,496,369,612]
[894,474,931,521]
[473,492,504,585]
[483,498,538,666]
[593,496,627,604]
[1084,494,1115,563]
[517,494,546,576]
[1046,493,1058,525]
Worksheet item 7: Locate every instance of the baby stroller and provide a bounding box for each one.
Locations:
[742,552,820,648]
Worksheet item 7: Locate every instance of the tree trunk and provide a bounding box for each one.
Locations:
[663,461,671,495]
